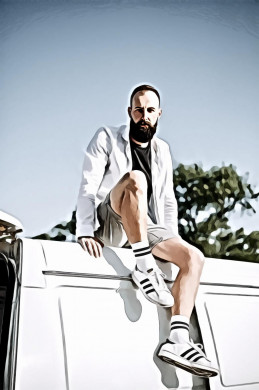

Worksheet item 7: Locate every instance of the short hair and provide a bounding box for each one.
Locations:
[130,84,160,107]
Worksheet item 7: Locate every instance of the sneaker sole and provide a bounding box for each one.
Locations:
[131,273,173,308]
[157,347,219,378]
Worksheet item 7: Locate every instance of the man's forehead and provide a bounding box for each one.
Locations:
[132,90,160,107]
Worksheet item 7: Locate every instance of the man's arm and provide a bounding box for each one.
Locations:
[164,144,179,234]
[76,128,109,256]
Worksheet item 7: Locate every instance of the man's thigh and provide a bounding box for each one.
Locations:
[109,172,130,215]
[152,237,203,267]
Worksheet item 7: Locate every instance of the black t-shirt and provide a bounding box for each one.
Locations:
[130,139,152,201]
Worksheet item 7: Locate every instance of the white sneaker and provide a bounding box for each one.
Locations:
[157,338,219,378]
[132,266,174,307]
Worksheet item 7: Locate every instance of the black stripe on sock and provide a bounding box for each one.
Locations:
[171,321,189,327]
[171,325,189,331]
[135,250,152,257]
[140,278,149,285]
[133,246,150,253]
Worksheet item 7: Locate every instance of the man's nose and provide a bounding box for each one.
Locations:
[142,110,149,121]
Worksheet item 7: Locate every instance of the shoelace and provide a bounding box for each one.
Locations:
[189,340,211,361]
[150,269,169,294]
[190,339,203,351]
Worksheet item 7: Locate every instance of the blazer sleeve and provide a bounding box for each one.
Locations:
[76,128,109,238]
[164,144,179,234]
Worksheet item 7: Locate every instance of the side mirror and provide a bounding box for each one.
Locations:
[0,211,23,241]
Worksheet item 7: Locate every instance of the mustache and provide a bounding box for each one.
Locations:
[138,120,151,126]
[135,119,156,132]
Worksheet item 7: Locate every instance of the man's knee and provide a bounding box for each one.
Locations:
[182,245,204,271]
[125,170,147,192]
[129,169,147,187]
[110,170,147,214]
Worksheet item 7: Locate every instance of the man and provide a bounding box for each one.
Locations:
[76,85,219,378]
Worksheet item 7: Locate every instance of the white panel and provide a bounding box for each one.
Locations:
[59,287,192,390]
[45,274,121,289]
[15,288,67,390]
[201,260,259,289]
[205,294,259,387]
[21,239,46,287]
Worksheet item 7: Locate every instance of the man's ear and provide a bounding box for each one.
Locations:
[158,108,162,118]
[128,107,132,118]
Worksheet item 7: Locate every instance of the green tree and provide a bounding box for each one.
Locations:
[33,211,76,242]
[174,163,259,262]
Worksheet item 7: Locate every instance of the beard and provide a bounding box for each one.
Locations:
[129,118,158,143]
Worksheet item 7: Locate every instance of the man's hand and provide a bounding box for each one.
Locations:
[78,236,103,258]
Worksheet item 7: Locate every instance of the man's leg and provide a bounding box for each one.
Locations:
[152,237,204,319]
[154,238,219,377]
[154,237,203,342]
[110,170,173,307]
[110,170,148,244]
[110,171,218,376]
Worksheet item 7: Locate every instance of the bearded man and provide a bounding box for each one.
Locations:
[76,84,219,378]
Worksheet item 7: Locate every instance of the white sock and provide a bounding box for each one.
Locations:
[169,315,190,343]
[131,240,156,273]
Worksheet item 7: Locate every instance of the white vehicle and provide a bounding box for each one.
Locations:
[0,211,259,390]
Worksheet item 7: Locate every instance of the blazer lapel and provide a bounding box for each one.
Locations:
[151,137,159,219]
[151,137,159,185]
[121,124,132,169]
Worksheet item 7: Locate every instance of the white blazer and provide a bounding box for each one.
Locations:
[76,124,178,238]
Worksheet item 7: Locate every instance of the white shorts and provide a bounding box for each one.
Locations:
[94,193,179,249]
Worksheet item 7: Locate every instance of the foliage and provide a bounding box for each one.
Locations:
[32,164,259,262]
[33,211,76,242]
[174,163,259,262]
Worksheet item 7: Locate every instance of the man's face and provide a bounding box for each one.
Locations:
[128,90,162,127]
[128,90,162,143]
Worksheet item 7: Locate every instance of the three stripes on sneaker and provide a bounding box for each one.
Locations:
[165,338,206,363]
[180,345,205,363]
[139,275,156,295]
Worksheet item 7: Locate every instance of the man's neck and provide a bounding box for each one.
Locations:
[130,137,149,148]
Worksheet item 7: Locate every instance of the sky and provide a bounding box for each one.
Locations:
[0,0,259,238]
